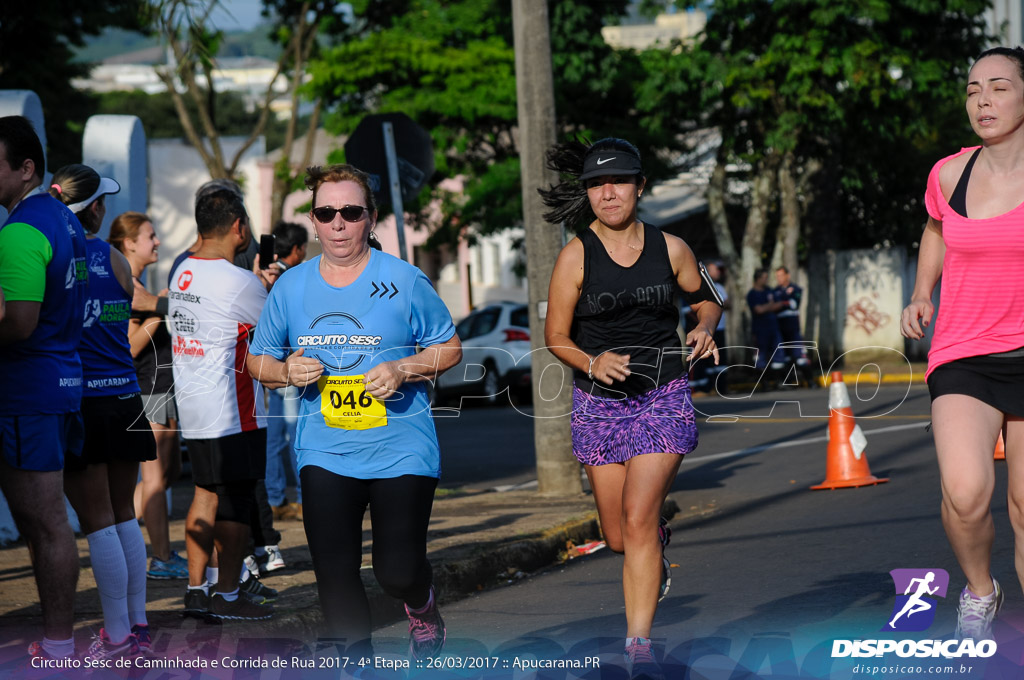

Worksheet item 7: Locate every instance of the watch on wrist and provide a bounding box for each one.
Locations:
[587,356,595,381]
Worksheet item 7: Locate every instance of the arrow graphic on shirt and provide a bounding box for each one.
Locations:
[369,281,400,299]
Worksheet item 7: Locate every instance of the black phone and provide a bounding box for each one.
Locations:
[259,234,275,269]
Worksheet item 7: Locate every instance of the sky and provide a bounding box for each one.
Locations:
[209,0,266,31]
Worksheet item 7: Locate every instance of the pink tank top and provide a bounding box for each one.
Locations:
[923,147,1024,378]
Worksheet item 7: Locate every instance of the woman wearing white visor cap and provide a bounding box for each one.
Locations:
[50,164,158,661]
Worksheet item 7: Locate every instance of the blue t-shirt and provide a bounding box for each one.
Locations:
[0,193,88,415]
[746,288,780,335]
[772,283,802,319]
[249,250,456,479]
[80,239,138,397]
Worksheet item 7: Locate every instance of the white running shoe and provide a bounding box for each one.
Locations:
[260,544,286,572]
[955,578,1003,639]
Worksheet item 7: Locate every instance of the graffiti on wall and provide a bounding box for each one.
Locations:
[846,292,891,336]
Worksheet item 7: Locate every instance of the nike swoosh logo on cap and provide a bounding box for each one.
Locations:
[596,157,615,165]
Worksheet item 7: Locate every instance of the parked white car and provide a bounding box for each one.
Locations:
[435,301,532,405]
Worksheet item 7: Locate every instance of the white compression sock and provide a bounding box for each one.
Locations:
[114,519,148,627]
[86,526,131,643]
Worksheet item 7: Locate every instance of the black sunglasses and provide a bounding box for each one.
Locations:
[311,205,369,224]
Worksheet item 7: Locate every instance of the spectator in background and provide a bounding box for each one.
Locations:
[163,179,259,283]
[264,221,308,526]
[773,266,809,366]
[0,116,87,665]
[50,165,156,661]
[746,268,786,372]
[110,211,187,581]
[137,178,286,595]
[169,187,280,621]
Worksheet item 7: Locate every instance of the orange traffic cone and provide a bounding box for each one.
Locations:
[995,433,1006,460]
[811,371,890,490]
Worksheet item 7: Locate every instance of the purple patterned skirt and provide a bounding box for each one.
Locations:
[570,375,698,466]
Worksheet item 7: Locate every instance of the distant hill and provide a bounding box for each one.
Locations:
[73,24,281,65]
[74,28,159,64]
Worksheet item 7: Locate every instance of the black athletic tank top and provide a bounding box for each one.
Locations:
[949,147,981,218]
[571,223,684,398]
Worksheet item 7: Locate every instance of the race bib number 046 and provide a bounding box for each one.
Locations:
[318,375,388,430]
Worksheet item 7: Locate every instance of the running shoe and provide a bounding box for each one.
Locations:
[131,624,152,652]
[256,545,286,573]
[658,516,671,548]
[405,587,446,660]
[183,587,210,618]
[659,555,672,602]
[83,629,140,664]
[272,502,301,521]
[208,593,273,621]
[19,642,75,679]
[624,637,664,680]
[243,554,260,581]
[658,517,672,601]
[147,551,189,580]
[240,575,278,603]
[955,578,1004,639]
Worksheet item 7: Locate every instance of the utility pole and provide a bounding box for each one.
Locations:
[512,0,582,496]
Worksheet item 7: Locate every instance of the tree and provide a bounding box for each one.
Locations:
[306,0,681,243]
[144,0,346,223]
[0,0,145,169]
[514,0,581,495]
[639,0,991,349]
[94,89,288,147]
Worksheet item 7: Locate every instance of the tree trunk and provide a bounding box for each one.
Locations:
[513,0,581,496]
[271,99,322,226]
[706,144,744,360]
[772,150,800,273]
[738,157,778,346]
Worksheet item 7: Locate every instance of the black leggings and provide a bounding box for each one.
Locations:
[300,466,438,647]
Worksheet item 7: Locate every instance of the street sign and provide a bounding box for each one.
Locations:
[344,113,434,205]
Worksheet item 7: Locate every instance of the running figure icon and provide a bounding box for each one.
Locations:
[889,572,939,628]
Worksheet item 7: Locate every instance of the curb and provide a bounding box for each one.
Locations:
[260,499,682,638]
[710,372,924,394]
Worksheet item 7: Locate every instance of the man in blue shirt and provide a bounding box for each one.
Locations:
[0,116,87,663]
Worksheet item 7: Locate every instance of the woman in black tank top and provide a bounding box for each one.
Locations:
[540,137,722,675]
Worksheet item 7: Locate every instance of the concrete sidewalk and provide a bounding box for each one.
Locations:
[0,479,640,657]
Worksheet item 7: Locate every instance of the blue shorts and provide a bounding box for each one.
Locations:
[0,412,85,472]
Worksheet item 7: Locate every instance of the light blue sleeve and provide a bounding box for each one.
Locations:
[409,271,456,347]
[250,280,291,360]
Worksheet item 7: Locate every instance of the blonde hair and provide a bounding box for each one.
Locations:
[108,211,153,255]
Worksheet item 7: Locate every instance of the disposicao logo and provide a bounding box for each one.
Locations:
[831,568,997,659]
[884,568,948,632]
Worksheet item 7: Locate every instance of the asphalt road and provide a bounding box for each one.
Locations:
[378,384,1024,679]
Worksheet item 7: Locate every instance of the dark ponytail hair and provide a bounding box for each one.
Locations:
[974,46,1024,84]
[49,164,102,232]
[537,139,590,227]
[537,137,644,230]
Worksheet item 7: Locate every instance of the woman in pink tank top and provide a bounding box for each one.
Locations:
[902,46,1024,641]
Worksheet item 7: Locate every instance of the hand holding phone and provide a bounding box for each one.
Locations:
[259,234,276,269]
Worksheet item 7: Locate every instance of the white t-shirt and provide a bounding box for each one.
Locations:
[168,256,267,439]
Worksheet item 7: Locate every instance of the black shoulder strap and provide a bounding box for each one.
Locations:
[949,147,981,218]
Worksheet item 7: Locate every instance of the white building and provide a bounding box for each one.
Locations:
[602,9,707,50]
